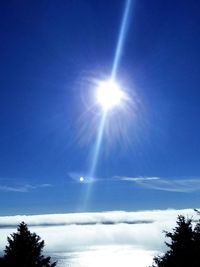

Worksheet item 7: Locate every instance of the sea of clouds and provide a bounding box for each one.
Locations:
[0,208,197,254]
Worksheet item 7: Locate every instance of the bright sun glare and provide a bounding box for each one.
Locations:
[96,80,124,111]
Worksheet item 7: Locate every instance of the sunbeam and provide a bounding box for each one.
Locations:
[82,0,133,210]
[90,111,107,177]
[111,0,132,79]
[82,111,107,210]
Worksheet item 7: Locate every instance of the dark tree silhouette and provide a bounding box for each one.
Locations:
[0,257,4,267]
[4,222,56,267]
[151,214,200,267]
[192,218,200,267]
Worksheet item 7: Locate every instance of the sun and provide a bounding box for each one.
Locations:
[96,79,124,111]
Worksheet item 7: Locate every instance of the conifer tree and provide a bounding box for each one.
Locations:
[0,257,4,267]
[151,215,194,267]
[4,222,56,267]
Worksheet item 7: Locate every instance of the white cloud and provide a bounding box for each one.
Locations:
[68,173,200,193]
[0,208,198,254]
[0,183,52,193]
[117,176,200,192]
[117,176,160,182]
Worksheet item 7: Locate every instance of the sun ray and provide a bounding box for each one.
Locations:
[82,111,107,210]
[111,0,132,79]
[90,111,107,176]
[82,0,133,210]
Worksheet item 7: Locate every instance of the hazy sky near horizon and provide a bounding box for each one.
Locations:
[1,0,200,215]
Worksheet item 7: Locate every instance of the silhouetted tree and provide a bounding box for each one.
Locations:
[192,217,200,267]
[0,257,4,267]
[151,214,200,267]
[3,222,56,267]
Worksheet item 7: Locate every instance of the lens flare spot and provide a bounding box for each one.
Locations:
[80,177,84,182]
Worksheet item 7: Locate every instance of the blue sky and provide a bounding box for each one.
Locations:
[1,0,200,215]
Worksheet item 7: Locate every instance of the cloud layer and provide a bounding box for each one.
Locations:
[0,183,52,193]
[0,208,198,254]
[117,176,200,192]
[68,173,200,193]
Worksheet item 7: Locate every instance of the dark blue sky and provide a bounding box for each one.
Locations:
[1,0,200,215]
